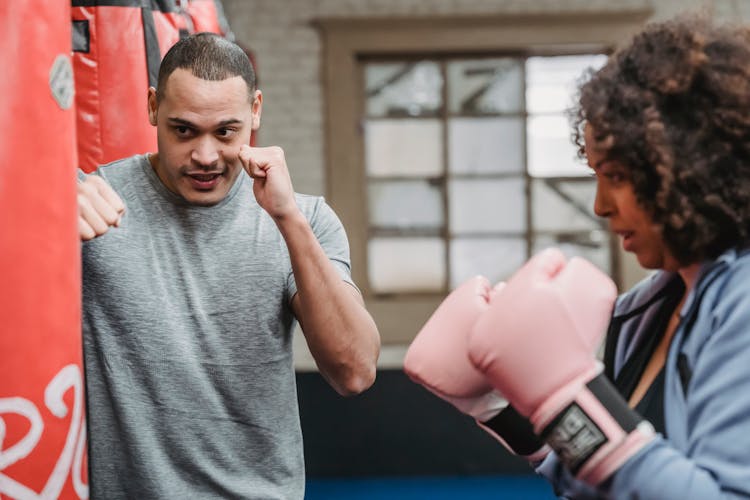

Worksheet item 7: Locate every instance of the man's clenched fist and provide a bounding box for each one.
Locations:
[78,174,125,241]
[238,145,298,220]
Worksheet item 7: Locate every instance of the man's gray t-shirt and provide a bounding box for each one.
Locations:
[82,155,354,499]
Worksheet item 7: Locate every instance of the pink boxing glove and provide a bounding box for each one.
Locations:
[404,276,548,460]
[469,248,655,484]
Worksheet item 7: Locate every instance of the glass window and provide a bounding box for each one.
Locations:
[526,55,607,178]
[450,237,527,289]
[365,119,443,178]
[448,117,524,175]
[363,53,611,296]
[368,180,444,231]
[526,54,607,114]
[527,114,589,177]
[449,178,526,234]
[368,237,446,293]
[366,62,443,117]
[532,231,611,275]
[447,58,524,115]
[531,178,602,232]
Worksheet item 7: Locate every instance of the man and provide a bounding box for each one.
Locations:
[77,33,380,499]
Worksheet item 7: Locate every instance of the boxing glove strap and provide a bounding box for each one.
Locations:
[481,405,547,457]
[586,373,641,432]
[539,373,654,482]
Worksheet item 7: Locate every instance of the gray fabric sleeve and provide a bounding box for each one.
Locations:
[286,196,357,303]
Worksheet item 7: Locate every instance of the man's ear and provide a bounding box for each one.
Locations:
[147,87,158,126]
[251,89,263,131]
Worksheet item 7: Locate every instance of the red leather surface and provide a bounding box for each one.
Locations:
[0,2,87,498]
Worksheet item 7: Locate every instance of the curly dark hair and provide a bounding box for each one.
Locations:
[572,14,750,265]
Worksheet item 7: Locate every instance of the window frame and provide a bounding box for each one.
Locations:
[316,11,652,344]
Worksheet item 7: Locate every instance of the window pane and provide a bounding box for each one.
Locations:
[447,58,523,114]
[450,237,527,288]
[527,115,589,177]
[448,117,524,175]
[366,61,443,117]
[368,180,444,230]
[531,231,612,275]
[365,119,443,178]
[368,237,445,293]
[449,178,526,234]
[532,178,603,231]
[526,54,607,114]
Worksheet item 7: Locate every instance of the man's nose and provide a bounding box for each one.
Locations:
[191,137,220,167]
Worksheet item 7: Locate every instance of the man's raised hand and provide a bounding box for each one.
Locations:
[78,174,125,241]
[239,145,298,220]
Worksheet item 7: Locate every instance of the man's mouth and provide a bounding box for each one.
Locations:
[186,172,222,189]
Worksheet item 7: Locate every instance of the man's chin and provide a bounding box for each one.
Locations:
[179,187,228,206]
[185,194,224,206]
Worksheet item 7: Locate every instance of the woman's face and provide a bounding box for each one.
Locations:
[585,125,681,272]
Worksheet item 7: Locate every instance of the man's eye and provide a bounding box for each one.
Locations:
[217,128,235,138]
[175,126,191,136]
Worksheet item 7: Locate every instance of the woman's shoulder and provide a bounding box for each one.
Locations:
[613,271,676,318]
[696,247,750,297]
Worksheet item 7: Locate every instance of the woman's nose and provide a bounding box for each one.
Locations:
[593,184,614,218]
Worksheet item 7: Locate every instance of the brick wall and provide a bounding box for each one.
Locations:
[220,0,748,368]
[219,0,750,195]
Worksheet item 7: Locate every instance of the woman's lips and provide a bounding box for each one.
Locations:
[616,230,635,251]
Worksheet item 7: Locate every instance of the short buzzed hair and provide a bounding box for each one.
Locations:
[156,32,256,102]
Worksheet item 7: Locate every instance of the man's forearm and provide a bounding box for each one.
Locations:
[276,210,380,396]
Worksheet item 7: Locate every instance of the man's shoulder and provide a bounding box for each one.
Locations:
[293,193,337,221]
[292,193,348,245]
[93,154,148,185]
[293,192,324,211]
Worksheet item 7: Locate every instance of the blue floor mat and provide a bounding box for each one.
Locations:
[306,475,556,499]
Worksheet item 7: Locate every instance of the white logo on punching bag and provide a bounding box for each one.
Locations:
[0,364,88,499]
[49,54,74,110]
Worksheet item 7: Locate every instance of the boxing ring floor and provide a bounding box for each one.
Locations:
[306,475,555,499]
[298,370,557,500]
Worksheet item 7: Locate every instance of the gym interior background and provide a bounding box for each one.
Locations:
[213,0,749,498]
[5,1,742,499]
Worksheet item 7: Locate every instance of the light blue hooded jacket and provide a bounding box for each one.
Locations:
[537,248,750,499]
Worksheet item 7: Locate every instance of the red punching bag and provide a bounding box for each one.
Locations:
[184,0,232,37]
[70,0,243,172]
[0,1,87,499]
[181,0,262,146]
[71,0,183,173]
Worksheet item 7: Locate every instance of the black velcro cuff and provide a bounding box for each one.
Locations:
[586,373,642,433]
[482,405,545,457]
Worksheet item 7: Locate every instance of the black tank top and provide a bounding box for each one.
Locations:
[604,278,685,437]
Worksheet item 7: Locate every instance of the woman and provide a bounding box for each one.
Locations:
[404,14,750,499]
[535,14,750,498]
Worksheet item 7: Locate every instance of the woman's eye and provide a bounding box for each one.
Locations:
[599,166,628,183]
